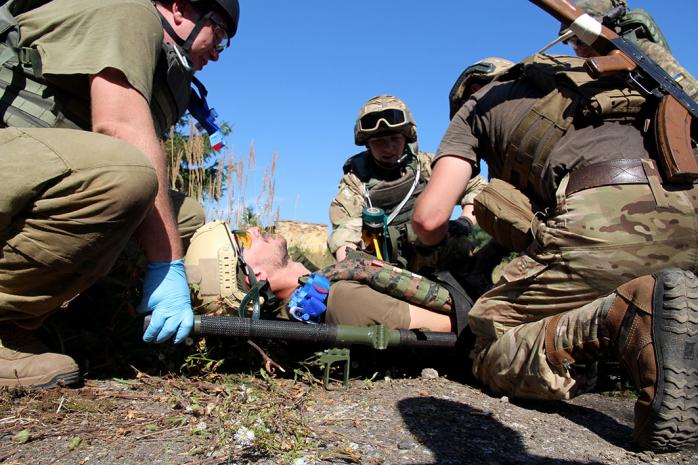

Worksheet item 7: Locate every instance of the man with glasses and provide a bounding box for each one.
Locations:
[0,0,238,388]
[329,95,486,276]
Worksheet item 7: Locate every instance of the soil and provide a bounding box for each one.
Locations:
[0,358,696,465]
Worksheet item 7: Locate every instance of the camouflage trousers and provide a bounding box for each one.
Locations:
[0,128,205,329]
[469,174,698,400]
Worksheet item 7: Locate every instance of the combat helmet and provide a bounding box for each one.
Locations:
[354,95,417,146]
[448,57,514,119]
[159,0,240,54]
[185,221,251,315]
[190,0,240,39]
[560,0,671,51]
[574,0,627,19]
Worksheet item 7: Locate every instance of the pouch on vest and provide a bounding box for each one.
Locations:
[473,178,535,252]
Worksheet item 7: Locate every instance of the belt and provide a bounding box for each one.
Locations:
[565,159,651,196]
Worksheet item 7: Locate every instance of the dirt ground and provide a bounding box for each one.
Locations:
[1,356,696,465]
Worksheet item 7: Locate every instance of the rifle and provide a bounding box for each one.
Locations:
[529,0,698,183]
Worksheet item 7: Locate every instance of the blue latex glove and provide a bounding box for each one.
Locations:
[138,259,194,344]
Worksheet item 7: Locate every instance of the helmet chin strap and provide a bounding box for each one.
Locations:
[157,9,213,54]
[370,149,413,171]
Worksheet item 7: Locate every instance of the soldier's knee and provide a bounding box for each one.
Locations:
[169,190,206,249]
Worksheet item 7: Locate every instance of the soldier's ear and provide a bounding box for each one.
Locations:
[171,0,189,24]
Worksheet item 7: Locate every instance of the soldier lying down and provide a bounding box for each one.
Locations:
[185,221,470,333]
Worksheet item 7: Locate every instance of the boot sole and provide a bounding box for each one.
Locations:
[36,370,81,389]
[635,268,698,451]
[0,370,81,389]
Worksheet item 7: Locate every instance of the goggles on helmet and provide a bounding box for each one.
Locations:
[358,109,407,132]
[450,62,497,95]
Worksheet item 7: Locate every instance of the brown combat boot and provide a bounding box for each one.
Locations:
[0,324,80,388]
[546,268,698,451]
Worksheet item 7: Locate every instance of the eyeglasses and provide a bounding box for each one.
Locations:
[208,14,230,53]
[359,109,407,132]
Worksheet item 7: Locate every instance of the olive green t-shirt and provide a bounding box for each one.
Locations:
[436,78,652,206]
[16,0,162,108]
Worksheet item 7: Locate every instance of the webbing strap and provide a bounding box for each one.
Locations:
[502,88,577,196]
[0,46,14,67]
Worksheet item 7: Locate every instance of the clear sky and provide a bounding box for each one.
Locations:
[197,0,697,226]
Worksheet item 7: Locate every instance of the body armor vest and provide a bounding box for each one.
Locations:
[499,54,648,201]
[343,151,427,229]
[0,2,191,133]
[343,151,428,266]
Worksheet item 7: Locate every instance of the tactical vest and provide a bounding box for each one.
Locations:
[0,2,191,133]
[343,150,428,264]
[499,54,647,201]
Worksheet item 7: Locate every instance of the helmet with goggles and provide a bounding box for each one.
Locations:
[185,220,253,315]
[354,95,417,146]
[448,57,514,119]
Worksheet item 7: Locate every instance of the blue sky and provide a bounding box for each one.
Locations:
[197,0,697,226]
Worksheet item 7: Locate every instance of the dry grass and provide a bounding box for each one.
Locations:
[166,119,280,229]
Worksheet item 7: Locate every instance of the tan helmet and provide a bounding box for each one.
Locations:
[448,57,515,119]
[185,221,251,315]
[354,95,417,146]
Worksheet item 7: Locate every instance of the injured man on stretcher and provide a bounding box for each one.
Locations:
[184,222,471,333]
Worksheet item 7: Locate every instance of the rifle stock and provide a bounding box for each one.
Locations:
[529,0,698,183]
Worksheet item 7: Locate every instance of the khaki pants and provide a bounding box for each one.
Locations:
[0,128,203,328]
[326,281,411,329]
[469,176,698,400]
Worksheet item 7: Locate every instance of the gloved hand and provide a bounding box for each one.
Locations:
[138,259,194,344]
[448,217,473,238]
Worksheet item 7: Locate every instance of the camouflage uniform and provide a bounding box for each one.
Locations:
[328,150,486,265]
[437,60,698,400]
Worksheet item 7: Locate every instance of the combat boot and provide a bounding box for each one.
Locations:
[0,324,80,388]
[546,268,698,451]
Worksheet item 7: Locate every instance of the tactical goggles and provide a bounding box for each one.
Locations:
[449,62,497,99]
[359,109,407,132]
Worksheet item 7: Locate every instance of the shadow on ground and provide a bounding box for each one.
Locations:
[398,396,607,465]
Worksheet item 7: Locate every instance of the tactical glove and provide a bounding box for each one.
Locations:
[448,217,474,238]
[138,259,194,344]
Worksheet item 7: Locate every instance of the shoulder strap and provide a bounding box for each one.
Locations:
[342,151,373,181]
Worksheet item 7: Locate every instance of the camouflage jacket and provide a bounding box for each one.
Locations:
[635,38,698,102]
[328,150,486,255]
